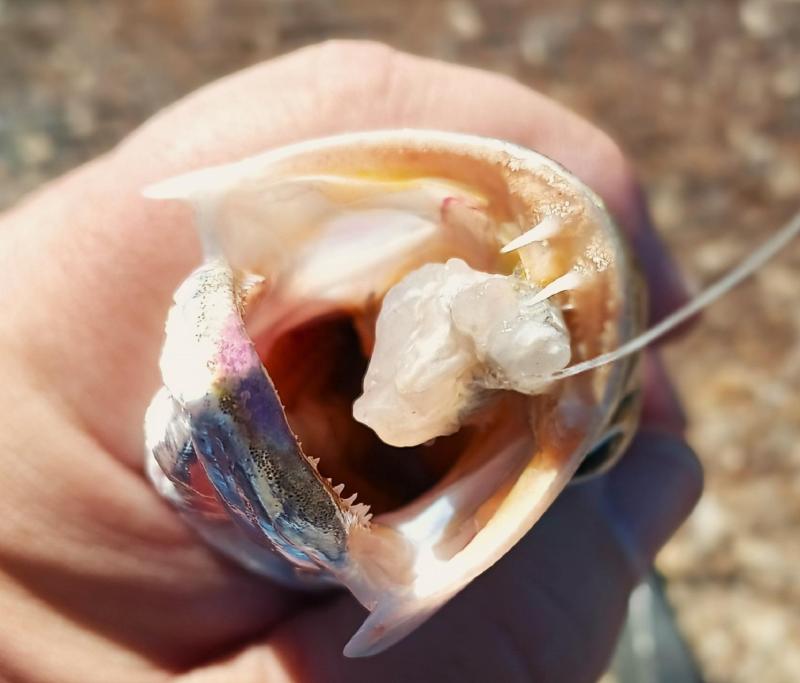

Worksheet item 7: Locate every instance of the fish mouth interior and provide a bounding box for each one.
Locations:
[222,148,626,544]
[256,309,478,516]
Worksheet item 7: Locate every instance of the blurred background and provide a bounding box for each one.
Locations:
[1,1,799,680]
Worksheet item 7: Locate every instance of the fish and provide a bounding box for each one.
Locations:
[142,130,800,657]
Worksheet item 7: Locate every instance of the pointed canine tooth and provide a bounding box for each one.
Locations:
[344,493,358,505]
[333,483,345,495]
[500,215,562,253]
[530,270,584,305]
[308,456,320,469]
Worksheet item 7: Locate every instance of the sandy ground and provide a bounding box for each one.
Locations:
[1,1,799,680]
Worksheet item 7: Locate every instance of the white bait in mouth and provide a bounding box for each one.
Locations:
[143,130,800,657]
[353,257,573,447]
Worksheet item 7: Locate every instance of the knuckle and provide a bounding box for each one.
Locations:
[593,129,636,193]
[307,38,397,66]
[303,39,401,106]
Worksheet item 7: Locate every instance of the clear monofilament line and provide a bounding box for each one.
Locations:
[549,209,800,382]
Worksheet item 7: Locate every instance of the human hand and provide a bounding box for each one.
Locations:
[0,41,701,683]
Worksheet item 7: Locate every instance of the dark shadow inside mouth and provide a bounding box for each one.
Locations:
[259,312,469,515]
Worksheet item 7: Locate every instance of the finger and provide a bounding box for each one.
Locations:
[624,186,691,327]
[0,41,687,467]
[0,375,304,672]
[639,351,687,435]
[603,430,702,571]
[183,431,701,683]
[182,490,635,683]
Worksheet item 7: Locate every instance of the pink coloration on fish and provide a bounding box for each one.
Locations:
[217,315,260,376]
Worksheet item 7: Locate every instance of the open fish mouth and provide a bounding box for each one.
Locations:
[144,130,644,657]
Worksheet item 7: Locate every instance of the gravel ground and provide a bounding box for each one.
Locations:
[2,1,799,680]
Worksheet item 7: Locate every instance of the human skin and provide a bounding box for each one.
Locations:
[0,42,701,683]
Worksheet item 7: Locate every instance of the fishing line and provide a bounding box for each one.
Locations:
[550,208,800,381]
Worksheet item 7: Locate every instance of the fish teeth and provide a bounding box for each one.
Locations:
[348,502,373,528]
[308,465,369,524]
[530,270,583,305]
[500,215,562,253]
